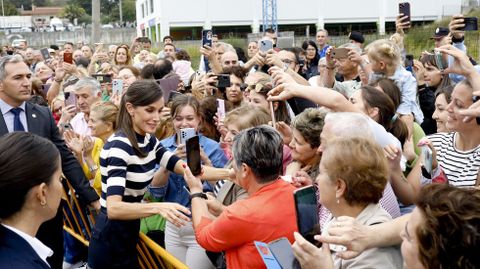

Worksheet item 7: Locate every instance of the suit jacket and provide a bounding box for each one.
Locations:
[0,102,99,204]
[0,101,99,269]
[0,225,52,269]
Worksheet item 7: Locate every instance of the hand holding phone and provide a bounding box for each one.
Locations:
[461,17,478,31]
[186,136,202,176]
[215,74,231,88]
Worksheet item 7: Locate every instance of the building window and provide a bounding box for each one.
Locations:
[145,1,148,16]
[150,0,154,13]
[141,3,145,18]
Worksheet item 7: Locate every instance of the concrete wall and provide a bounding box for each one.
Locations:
[0,28,137,47]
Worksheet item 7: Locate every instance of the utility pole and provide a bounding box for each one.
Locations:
[119,0,123,25]
[92,0,100,43]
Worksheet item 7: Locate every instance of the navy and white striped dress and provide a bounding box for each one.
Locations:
[88,131,180,269]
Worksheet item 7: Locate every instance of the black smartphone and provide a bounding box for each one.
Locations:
[186,136,202,176]
[473,95,480,125]
[294,185,321,247]
[399,2,411,24]
[461,17,478,31]
[92,74,112,83]
[405,54,414,67]
[216,74,231,88]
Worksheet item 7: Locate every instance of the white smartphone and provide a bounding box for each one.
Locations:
[112,79,123,95]
[422,146,433,174]
[260,39,273,53]
[216,98,226,120]
[179,128,196,145]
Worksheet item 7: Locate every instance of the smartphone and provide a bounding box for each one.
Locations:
[269,101,276,127]
[331,48,349,59]
[41,84,51,95]
[216,98,226,120]
[293,185,321,247]
[473,95,480,125]
[434,51,445,71]
[40,48,51,60]
[405,54,414,67]
[202,30,213,47]
[112,79,123,95]
[186,136,202,176]
[260,39,273,53]
[179,128,196,145]
[92,74,113,83]
[216,74,231,88]
[422,146,433,174]
[168,91,182,103]
[461,17,478,31]
[63,52,73,64]
[268,237,301,269]
[399,2,411,24]
[64,91,77,107]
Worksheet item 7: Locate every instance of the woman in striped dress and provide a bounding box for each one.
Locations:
[87,80,192,269]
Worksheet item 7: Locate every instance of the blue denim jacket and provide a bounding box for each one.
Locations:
[149,134,228,208]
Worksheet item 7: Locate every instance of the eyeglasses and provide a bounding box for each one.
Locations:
[281,59,294,64]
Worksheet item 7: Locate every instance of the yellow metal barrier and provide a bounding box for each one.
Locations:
[61,177,189,268]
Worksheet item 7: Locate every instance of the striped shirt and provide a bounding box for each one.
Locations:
[428,132,480,187]
[99,132,180,208]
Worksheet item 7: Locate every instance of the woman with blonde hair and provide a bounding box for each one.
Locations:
[65,101,119,194]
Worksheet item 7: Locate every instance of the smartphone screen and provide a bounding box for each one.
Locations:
[462,17,478,31]
[399,2,411,24]
[422,146,433,174]
[202,30,213,47]
[294,185,321,247]
[217,98,226,120]
[41,84,52,95]
[63,52,73,64]
[40,48,51,60]
[186,136,202,176]
[216,74,231,88]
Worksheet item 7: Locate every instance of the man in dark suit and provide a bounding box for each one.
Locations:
[0,55,99,269]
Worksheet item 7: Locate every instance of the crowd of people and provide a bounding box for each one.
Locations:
[0,10,479,269]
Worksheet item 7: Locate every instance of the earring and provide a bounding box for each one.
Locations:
[40,201,47,207]
[336,198,340,204]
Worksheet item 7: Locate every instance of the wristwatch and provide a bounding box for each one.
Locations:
[89,164,99,173]
[190,192,207,200]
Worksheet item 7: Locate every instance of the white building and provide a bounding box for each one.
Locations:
[136,0,464,41]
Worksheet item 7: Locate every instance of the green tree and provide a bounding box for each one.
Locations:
[60,4,86,22]
[3,0,20,15]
